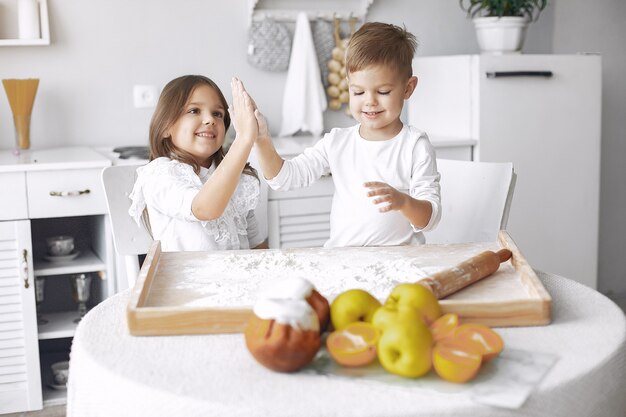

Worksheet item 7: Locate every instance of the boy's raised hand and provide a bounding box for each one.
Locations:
[364,181,407,213]
[229,78,258,142]
[254,109,271,142]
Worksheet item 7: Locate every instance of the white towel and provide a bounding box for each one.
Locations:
[279,12,327,137]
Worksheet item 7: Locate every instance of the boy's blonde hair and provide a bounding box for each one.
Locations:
[345,22,417,78]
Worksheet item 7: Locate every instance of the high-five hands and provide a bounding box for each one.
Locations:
[229,77,258,142]
[364,181,407,213]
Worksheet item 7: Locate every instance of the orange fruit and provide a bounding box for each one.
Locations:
[430,313,459,342]
[432,339,482,383]
[326,321,381,367]
[453,324,504,362]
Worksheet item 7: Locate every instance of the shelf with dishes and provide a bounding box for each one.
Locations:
[0,0,50,46]
[38,339,71,406]
[33,248,106,277]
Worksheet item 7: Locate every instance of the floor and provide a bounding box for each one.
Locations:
[8,293,626,417]
[6,405,65,417]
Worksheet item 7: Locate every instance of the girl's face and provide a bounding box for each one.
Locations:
[168,84,227,166]
[347,65,417,141]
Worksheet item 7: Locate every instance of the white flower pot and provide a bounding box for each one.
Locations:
[473,16,528,54]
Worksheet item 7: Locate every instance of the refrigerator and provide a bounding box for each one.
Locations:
[407,54,601,289]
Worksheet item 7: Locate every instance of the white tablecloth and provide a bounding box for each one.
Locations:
[66,272,626,417]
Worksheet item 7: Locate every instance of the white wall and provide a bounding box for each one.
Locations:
[1,0,623,295]
[0,0,553,147]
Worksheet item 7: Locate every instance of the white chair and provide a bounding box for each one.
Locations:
[424,158,516,244]
[101,165,153,289]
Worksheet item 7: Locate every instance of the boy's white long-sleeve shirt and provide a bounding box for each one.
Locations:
[266,124,441,247]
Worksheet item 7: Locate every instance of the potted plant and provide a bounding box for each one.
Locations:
[459,0,548,54]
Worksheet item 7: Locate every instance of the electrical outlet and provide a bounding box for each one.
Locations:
[133,85,158,108]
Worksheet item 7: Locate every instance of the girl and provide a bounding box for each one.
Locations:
[128,75,268,251]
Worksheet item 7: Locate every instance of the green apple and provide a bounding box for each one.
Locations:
[377,320,433,378]
[385,283,441,324]
[371,304,423,332]
[330,289,382,330]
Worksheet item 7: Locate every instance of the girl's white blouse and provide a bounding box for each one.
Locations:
[128,157,264,251]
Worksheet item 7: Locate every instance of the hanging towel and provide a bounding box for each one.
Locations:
[279,12,327,138]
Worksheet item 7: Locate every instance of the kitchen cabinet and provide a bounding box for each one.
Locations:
[406,54,601,289]
[253,135,473,249]
[0,0,50,46]
[0,147,115,413]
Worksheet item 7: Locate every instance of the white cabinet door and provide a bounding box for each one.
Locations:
[268,196,332,249]
[408,54,601,289]
[0,221,42,413]
[476,55,601,289]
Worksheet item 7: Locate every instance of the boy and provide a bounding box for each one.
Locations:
[254,22,440,247]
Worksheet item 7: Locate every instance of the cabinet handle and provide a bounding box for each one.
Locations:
[21,249,30,289]
[49,189,91,197]
[486,71,553,78]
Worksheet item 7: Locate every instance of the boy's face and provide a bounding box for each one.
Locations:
[347,65,417,141]
[168,84,227,166]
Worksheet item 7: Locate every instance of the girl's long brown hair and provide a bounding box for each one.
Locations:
[148,75,257,178]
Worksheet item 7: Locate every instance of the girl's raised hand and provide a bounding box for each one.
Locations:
[229,78,258,143]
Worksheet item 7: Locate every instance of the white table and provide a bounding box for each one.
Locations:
[66,272,626,417]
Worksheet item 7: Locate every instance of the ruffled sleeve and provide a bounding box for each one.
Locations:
[201,174,260,247]
[128,157,260,249]
[128,158,201,226]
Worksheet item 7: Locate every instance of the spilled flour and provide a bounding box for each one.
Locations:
[144,242,515,308]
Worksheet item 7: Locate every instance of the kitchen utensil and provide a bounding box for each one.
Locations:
[50,360,69,387]
[418,249,512,299]
[113,146,149,159]
[43,250,80,263]
[2,78,39,153]
[46,235,74,256]
[69,273,91,323]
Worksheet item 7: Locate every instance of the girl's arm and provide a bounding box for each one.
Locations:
[191,78,258,221]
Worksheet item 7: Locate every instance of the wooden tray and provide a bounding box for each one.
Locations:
[127,231,551,336]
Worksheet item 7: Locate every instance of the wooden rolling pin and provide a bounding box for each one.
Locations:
[418,249,512,299]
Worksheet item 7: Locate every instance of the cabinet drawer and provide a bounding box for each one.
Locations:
[26,168,106,218]
[0,172,28,221]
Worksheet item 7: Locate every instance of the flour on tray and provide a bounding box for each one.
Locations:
[145,243,502,308]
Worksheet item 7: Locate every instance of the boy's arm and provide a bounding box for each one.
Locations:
[364,132,441,230]
[254,110,331,190]
[254,109,285,180]
[364,182,434,229]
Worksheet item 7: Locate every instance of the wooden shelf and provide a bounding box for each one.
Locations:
[249,0,373,23]
[0,0,50,46]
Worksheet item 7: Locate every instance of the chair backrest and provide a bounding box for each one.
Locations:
[101,165,153,288]
[425,158,516,244]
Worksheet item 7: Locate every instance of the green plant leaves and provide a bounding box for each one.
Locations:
[459,0,547,21]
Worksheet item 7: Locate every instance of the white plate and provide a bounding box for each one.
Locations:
[47,382,67,390]
[44,250,80,263]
